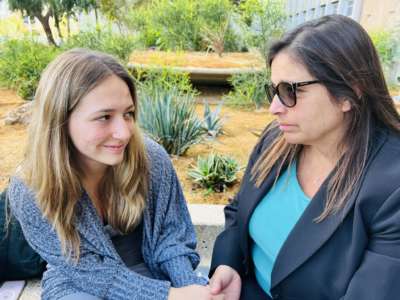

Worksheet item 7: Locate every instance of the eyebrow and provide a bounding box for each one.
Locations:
[93,104,134,114]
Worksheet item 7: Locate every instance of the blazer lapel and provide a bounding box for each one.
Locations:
[271,130,388,288]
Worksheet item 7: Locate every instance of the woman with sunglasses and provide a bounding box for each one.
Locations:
[208,14,400,300]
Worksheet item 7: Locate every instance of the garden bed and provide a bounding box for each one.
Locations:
[129,51,266,84]
[0,88,273,204]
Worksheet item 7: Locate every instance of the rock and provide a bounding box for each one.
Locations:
[4,102,33,125]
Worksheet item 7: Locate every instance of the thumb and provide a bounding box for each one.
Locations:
[209,276,222,294]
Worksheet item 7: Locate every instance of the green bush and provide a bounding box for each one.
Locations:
[134,67,198,98]
[62,29,137,62]
[0,38,60,100]
[370,29,400,79]
[237,0,286,56]
[188,153,240,192]
[127,0,240,52]
[223,69,270,109]
[138,87,205,155]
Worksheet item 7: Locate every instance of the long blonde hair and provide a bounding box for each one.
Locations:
[253,15,400,221]
[22,49,149,260]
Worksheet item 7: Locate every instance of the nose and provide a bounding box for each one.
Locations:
[112,117,132,140]
[268,94,286,115]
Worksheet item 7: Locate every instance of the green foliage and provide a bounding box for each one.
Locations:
[134,67,198,97]
[237,0,286,56]
[188,153,240,192]
[223,69,270,109]
[62,29,137,62]
[370,29,400,78]
[127,0,240,52]
[138,87,205,155]
[202,101,224,138]
[8,0,97,46]
[0,38,60,100]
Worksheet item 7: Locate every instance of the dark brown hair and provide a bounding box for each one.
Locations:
[252,15,400,221]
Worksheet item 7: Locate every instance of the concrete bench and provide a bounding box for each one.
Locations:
[13,204,225,299]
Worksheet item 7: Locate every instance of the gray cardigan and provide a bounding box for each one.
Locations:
[8,138,207,300]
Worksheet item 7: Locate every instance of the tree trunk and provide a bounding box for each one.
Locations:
[54,11,63,41]
[94,7,99,27]
[67,15,71,38]
[36,12,57,46]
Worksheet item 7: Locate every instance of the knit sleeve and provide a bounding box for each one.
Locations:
[7,177,171,300]
[144,138,208,287]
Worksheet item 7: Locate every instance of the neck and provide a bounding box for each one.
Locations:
[301,143,343,167]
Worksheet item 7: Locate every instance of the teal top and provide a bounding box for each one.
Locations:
[249,161,310,297]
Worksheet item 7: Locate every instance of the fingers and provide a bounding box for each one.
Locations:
[209,265,233,295]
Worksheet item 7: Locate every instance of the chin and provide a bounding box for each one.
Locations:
[282,133,304,145]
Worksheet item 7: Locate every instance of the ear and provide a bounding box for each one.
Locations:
[340,99,352,112]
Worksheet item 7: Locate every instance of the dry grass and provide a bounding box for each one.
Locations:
[129,51,266,69]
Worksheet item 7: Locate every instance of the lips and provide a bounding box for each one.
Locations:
[103,144,126,153]
[278,123,297,131]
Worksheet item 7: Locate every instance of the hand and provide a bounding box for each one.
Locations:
[168,284,222,300]
[209,265,241,300]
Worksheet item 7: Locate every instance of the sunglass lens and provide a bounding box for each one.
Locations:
[265,84,275,104]
[278,82,296,107]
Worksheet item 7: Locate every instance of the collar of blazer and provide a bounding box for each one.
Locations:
[238,125,388,288]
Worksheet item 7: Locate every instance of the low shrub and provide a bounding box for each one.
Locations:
[138,87,204,155]
[134,67,198,98]
[223,69,270,109]
[62,29,137,62]
[0,38,60,100]
[188,153,240,192]
[127,0,240,52]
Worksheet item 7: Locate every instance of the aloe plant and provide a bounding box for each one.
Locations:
[188,153,240,192]
[138,87,205,155]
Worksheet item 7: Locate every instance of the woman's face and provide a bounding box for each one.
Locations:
[269,51,351,149]
[68,75,135,174]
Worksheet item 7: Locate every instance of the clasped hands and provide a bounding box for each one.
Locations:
[168,265,241,300]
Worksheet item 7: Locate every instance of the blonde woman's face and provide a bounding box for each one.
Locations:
[68,75,135,175]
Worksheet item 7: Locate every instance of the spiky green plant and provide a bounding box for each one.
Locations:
[138,87,205,155]
[188,153,240,192]
[203,101,224,138]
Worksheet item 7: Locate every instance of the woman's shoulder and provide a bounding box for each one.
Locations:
[7,176,40,222]
[143,136,174,176]
[144,136,169,160]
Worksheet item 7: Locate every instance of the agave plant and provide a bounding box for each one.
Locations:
[188,153,240,192]
[202,100,224,138]
[138,87,205,155]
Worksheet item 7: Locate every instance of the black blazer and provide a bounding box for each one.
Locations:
[210,125,400,300]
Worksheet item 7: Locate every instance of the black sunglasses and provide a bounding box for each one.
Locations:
[264,80,321,107]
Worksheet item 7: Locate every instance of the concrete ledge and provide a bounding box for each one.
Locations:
[17,204,226,299]
[128,62,265,84]
[188,204,225,269]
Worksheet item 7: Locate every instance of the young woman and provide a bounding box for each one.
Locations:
[7,49,213,300]
[209,15,400,300]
